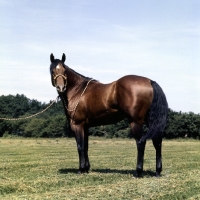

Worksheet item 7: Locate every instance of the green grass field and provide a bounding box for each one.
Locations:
[0,137,200,199]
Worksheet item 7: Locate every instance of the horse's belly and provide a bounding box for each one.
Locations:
[87,110,126,127]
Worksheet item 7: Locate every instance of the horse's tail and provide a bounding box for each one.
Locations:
[140,81,168,142]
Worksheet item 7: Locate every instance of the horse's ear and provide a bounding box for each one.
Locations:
[62,53,66,63]
[50,53,54,62]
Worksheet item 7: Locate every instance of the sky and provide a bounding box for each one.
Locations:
[0,0,200,113]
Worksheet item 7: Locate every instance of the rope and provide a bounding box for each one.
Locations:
[66,79,93,112]
[0,96,59,121]
[0,79,93,122]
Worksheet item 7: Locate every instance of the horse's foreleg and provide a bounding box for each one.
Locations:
[84,127,90,172]
[152,137,162,177]
[77,141,85,174]
[73,125,89,174]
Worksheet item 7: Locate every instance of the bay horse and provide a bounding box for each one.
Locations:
[50,53,168,177]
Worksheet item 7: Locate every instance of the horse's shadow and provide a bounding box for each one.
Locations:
[58,168,157,177]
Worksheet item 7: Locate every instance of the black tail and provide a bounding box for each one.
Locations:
[140,81,168,142]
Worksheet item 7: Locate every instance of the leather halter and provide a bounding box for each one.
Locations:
[53,74,67,80]
[53,74,67,87]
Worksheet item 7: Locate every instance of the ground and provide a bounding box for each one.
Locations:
[0,137,200,199]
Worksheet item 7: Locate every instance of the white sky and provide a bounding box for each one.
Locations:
[0,0,200,113]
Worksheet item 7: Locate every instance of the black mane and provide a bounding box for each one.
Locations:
[67,66,98,82]
[50,59,98,82]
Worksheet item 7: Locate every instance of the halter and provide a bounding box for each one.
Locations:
[53,74,67,87]
[53,74,67,80]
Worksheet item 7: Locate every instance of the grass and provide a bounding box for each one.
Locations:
[0,137,200,199]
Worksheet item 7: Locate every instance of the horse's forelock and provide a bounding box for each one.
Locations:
[50,59,67,72]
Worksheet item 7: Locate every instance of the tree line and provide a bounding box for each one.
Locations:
[0,94,200,139]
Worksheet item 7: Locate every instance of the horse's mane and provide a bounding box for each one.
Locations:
[65,65,98,82]
[65,65,98,97]
[67,67,97,82]
[50,59,98,83]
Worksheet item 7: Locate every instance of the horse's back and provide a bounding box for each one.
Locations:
[117,75,151,86]
[81,75,153,125]
[83,80,119,114]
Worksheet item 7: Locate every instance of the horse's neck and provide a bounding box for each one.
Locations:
[66,67,85,99]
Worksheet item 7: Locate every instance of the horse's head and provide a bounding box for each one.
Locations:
[50,53,67,93]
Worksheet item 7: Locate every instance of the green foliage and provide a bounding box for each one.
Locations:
[0,94,69,138]
[165,109,200,139]
[1,94,200,139]
[2,131,9,138]
[89,119,131,138]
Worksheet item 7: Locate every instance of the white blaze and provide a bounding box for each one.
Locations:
[56,65,60,69]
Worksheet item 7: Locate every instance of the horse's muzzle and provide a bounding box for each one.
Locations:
[56,84,66,93]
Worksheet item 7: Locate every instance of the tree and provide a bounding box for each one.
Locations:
[1,94,200,139]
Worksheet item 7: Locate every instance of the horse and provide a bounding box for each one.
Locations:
[49,53,168,177]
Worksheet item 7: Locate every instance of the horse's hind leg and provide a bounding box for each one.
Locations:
[130,122,146,177]
[152,137,162,177]
[135,139,146,177]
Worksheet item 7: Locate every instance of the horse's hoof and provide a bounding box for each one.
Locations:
[78,169,85,174]
[77,170,82,174]
[85,168,90,173]
[78,168,89,174]
[155,172,161,178]
[134,168,143,178]
[132,175,139,179]
[133,172,143,178]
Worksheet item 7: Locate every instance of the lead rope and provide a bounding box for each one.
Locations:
[60,79,93,124]
[0,96,59,121]
[66,79,93,112]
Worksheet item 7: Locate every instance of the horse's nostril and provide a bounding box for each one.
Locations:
[56,85,61,91]
[56,85,66,92]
